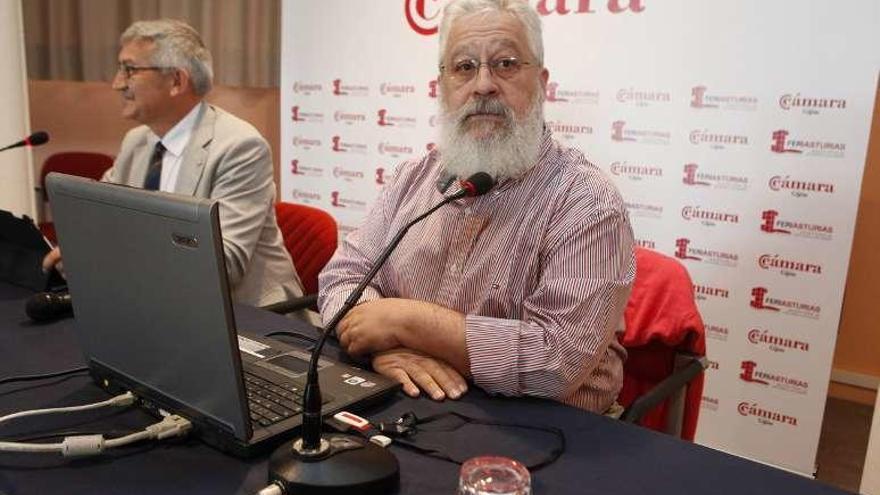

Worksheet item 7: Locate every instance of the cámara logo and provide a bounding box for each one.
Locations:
[737,402,798,427]
[680,205,739,227]
[611,161,662,182]
[291,189,321,204]
[689,129,749,149]
[292,81,322,95]
[768,175,834,198]
[758,254,822,277]
[616,87,670,106]
[779,93,846,115]
[747,328,810,354]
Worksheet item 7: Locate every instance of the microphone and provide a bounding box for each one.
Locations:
[25,291,73,322]
[0,131,50,152]
[267,172,495,495]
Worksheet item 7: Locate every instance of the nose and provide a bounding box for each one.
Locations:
[472,64,499,97]
[111,71,127,91]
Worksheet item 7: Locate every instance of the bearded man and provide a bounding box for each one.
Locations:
[319,0,634,414]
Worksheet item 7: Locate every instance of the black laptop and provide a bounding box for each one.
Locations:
[46,173,399,456]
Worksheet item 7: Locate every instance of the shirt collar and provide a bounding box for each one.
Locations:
[151,102,204,157]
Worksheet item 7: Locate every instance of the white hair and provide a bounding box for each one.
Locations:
[438,0,544,66]
[121,19,213,96]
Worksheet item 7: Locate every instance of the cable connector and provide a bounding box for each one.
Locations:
[108,391,137,407]
[146,414,192,440]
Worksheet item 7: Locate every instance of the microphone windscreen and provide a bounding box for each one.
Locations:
[461,172,495,197]
[25,291,73,322]
[28,131,50,146]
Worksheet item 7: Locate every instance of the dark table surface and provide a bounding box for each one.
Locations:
[0,282,851,495]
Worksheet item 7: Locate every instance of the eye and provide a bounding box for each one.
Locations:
[494,57,520,73]
[453,59,478,75]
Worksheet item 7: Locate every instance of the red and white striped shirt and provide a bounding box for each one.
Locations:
[319,129,635,413]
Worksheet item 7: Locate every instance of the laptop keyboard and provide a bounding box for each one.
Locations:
[243,371,332,429]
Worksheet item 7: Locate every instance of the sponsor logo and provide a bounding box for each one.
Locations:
[290,106,324,123]
[291,189,321,205]
[330,191,368,210]
[681,205,739,227]
[428,114,440,127]
[616,87,671,106]
[768,175,834,198]
[693,283,730,301]
[612,120,671,145]
[378,141,415,157]
[701,396,719,411]
[292,136,322,150]
[624,201,663,219]
[536,0,646,15]
[633,238,656,249]
[737,402,798,427]
[375,166,397,186]
[611,161,663,182]
[331,136,368,154]
[740,360,808,395]
[332,78,369,97]
[682,163,748,190]
[770,129,845,157]
[706,359,719,370]
[674,238,738,267]
[292,81,322,95]
[760,210,833,240]
[545,82,600,104]
[332,166,365,182]
[747,328,810,354]
[779,93,846,115]
[750,286,821,319]
[690,85,757,111]
[289,159,323,177]
[404,0,443,35]
[377,109,417,127]
[689,129,749,149]
[758,254,822,277]
[547,120,593,140]
[333,110,367,125]
[706,323,729,342]
[428,79,439,98]
[380,82,416,97]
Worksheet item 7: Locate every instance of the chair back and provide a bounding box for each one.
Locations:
[274,202,338,295]
[40,152,115,199]
[617,247,707,440]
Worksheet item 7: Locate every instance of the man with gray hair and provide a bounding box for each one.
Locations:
[43,19,305,309]
[321,0,635,413]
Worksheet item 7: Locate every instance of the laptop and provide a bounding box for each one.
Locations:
[45,173,400,457]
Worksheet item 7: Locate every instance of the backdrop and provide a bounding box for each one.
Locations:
[280,0,880,475]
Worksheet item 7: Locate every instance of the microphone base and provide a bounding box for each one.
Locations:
[268,433,399,495]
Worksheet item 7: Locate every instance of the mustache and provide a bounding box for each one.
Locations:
[452,98,514,126]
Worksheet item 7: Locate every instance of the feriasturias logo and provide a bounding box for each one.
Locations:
[545,81,600,104]
[739,360,808,395]
[682,163,748,190]
[673,238,738,267]
[770,129,845,158]
[331,135,368,154]
[690,85,757,111]
[289,159,323,178]
[405,0,646,36]
[759,210,833,240]
[332,78,369,97]
[612,120,671,145]
[330,191,367,210]
[377,109,417,127]
[290,106,324,123]
[749,286,821,320]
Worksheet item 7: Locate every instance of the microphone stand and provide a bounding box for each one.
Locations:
[266,173,493,495]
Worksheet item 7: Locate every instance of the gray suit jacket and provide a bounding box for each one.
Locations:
[102,103,304,307]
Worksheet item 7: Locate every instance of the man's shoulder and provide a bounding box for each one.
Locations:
[548,141,627,213]
[208,105,266,143]
[120,124,151,147]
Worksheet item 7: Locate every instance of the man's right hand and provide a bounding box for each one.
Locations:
[41,246,65,278]
[372,348,468,401]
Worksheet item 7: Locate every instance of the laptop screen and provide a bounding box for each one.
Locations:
[46,174,251,440]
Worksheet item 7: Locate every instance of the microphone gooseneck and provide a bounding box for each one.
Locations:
[264,172,496,495]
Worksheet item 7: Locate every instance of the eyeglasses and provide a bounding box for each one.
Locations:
[116,63,165,80]
[440,56,533,85]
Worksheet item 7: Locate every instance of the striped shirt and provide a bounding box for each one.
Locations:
[319,128,635,413]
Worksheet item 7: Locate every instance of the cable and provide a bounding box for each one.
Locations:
[0,391,136,428]
[0,367,89,386]
[0,414,192,457]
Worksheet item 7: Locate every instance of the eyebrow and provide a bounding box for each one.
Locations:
[448,39,523,61]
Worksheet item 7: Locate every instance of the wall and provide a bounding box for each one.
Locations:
[27,79,879,404]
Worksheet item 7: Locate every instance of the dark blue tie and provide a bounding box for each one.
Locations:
[143,141,166,190]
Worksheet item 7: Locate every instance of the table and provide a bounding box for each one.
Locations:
[0,283,850,494]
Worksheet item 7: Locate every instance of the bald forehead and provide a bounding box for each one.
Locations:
[444,12,531,63]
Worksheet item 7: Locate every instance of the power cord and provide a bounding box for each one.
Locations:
[0,367,89,386]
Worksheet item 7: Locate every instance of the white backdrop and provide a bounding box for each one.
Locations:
[280,0,880,475]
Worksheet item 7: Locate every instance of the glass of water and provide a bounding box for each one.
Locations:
[458,456,531,495]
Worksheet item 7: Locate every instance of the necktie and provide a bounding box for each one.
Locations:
[143,141,166,191]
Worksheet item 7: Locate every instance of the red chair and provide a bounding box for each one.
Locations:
[263,202,338,313]
[39,152,114,243]
[617,247,708,441]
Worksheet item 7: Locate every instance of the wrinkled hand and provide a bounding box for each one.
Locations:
[372,348,468,401]
[337,298,415,356]
[41,246,65,278]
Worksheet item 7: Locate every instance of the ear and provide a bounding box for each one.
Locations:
[539,67,549,88]
[168,69,193,97]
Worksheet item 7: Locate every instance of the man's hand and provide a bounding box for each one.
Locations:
[41,246,65,278]
[337,298,413,356]
[372,348,468,401]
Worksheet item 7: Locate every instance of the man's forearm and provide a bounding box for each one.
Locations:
[395,301,471,377]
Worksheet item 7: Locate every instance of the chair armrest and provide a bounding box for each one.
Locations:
[620,355,707,424]
[260,293,318,315]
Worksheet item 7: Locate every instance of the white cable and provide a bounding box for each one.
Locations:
[0,414,192,457]
[256,483,284,495]
[0,391,136,427]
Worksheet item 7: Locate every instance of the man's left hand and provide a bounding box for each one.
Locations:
[337,298,413,356]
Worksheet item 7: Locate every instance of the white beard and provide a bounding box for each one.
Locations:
[438,92,544,181]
